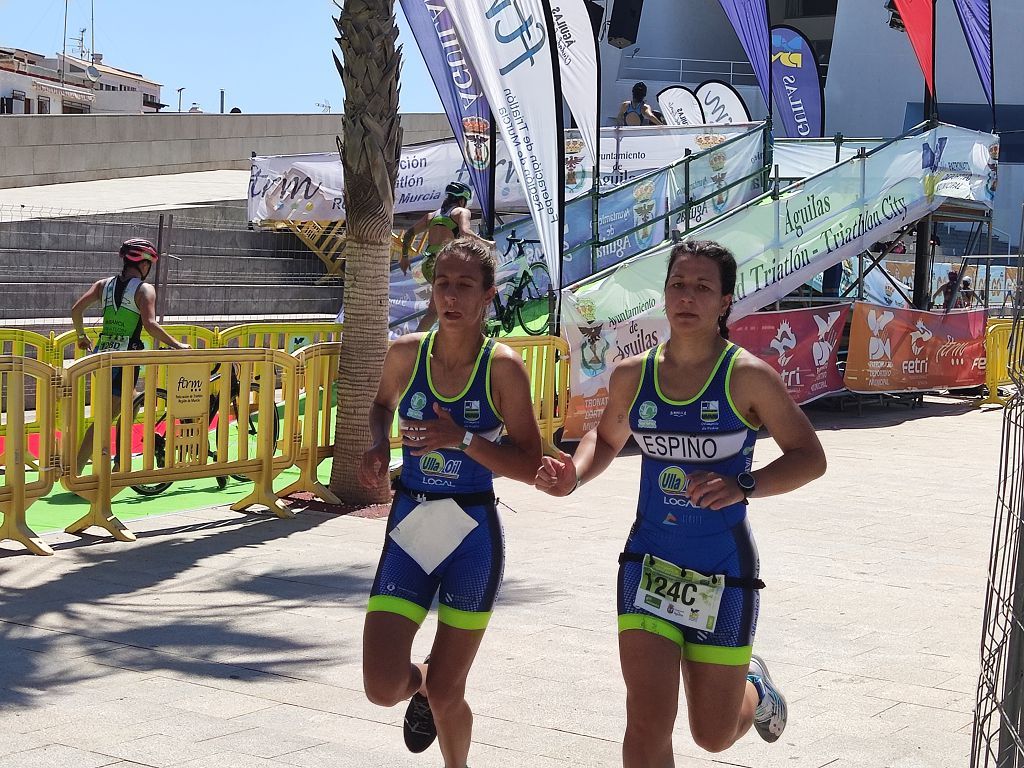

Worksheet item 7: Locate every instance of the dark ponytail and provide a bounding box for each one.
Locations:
[665,239,737,339]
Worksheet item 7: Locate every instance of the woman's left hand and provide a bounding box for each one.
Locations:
[685,471,745,510]
[401,403,466,456]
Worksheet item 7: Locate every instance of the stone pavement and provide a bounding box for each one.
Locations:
[0,395,1003,768]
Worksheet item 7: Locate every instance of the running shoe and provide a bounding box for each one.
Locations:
[748,653,787,743]
[403,657,436,753]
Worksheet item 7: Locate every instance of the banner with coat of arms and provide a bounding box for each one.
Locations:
[397,0,495,227]
[667,128,765,229]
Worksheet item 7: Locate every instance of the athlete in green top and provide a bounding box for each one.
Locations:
[401,181,495,332]
[70,238,189,474]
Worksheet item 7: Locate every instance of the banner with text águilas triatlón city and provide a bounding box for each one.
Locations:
[729,304,850,404]
[398,0,495,226]
[844,302,987,393]
[447,0,565,288]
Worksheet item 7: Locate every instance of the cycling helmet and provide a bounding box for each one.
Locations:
[120,238,159,263]
[445,181,473,202]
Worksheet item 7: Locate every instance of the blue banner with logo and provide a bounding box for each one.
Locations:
[952,0,994,120]
[770,25,824,138]
[717,0,771,109]
[398,0,495,227]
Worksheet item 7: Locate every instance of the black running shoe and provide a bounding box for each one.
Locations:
[403,659,436,753]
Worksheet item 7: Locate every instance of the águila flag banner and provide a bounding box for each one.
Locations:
[952,0,994,115]
[398,0,495,228]
[893,0,935,96]
[770,25,824,137]
[447,0,565,288]
[550,0,600,164]
[844,302,986,392]
[717,0,771,109]
[657,86,705,127]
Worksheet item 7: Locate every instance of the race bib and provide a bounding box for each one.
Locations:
[388,498,478,574]
[96,335,129,353]
[633,554,725,632]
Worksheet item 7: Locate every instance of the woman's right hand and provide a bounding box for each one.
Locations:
[534,450,578,497]
[358,442,391,489]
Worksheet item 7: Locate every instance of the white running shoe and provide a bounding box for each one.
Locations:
[749,653,788,743]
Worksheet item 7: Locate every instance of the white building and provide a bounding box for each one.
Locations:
[0,47,165,115]
[594,0,1023,243]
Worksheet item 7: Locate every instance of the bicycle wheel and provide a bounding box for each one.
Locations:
[123,389,173,496]
[219,382,282,482]
[517,263,553,336]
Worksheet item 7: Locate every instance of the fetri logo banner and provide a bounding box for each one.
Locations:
[844,302,986,393]
[729,303,849,405]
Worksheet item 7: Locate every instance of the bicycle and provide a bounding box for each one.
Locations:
[488,231,553,337]
[115,361,281,496]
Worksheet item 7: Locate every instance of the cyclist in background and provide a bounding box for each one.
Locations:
[70,238,189,474]
[400,181,494,332]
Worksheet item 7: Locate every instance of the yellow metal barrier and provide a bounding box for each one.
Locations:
[0,329,54,361]
[218,322,343,353]
[60,348,301,541]
[52,324,219,367]
[503,336,571,450]
[981,319,1018,407]
[53,325,221,445]
[281,343,343,503]
[0,330,56,445]
[0,356,59,556]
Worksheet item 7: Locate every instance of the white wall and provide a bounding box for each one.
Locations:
[0,112,452,189]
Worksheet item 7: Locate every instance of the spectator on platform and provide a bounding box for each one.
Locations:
[617,82,664,127]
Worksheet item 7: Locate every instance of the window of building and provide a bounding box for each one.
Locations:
[37,96,50,114]
[785,0,838,16]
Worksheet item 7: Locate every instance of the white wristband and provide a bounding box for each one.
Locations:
[458,430,474,451]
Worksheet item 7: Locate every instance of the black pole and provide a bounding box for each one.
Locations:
[912,214,933,309]
[487,122,497,239]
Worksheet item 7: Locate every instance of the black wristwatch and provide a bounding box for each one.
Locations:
[736,471,756,500]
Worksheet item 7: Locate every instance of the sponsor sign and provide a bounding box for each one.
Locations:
[844,302,987,392]
[729,304,850,404]
[447,0,565,288]
[657,86,705,127]
[168,363,210,419]
[695,80,751,126]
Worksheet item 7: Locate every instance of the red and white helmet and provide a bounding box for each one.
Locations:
[119,238,159,263]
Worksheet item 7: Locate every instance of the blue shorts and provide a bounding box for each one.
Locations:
[617,515,760,665]
[110,366,140,399]
[368,491,504,630]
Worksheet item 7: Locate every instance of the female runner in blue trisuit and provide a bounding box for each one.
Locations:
[535,240,826,767]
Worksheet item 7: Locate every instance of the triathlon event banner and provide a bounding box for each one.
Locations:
[561,124,997,437]
[844,302,987,393]
[729,304,850,405]
[248,124,758,224]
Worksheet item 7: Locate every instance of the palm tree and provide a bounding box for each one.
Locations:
[328,0,403,504]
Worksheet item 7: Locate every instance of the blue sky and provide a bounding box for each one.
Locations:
[0,0,443,114]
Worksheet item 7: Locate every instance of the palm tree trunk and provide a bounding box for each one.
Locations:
[328,0,403,504]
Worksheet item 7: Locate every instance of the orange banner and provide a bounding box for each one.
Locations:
[844,302,987,392]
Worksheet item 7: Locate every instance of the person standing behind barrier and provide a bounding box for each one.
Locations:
[933,270,966,311]
[70,238,189,474]
[535,240,826,764]
[358,238,543,767]
[400,181,495,333]
[617,82,665,127]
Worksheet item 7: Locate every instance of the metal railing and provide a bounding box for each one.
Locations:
[617,55,758,88]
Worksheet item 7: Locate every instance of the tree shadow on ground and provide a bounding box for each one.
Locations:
[0,503,567,710]
[0,509,360,707]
